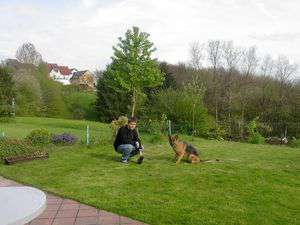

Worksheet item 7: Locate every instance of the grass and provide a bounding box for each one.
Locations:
[0,117,299,225]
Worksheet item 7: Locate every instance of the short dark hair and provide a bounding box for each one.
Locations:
[128,116,137,123]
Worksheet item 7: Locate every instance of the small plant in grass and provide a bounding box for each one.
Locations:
[51,133,77,145]
[25,128,51,146]
[0,138,42,160]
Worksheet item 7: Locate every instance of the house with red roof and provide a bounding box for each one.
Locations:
[47,63,77,85]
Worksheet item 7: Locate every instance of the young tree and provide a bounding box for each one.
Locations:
[221,41,242,136]
[16,42,42,66]
[106,26,164,116]
[189,41,204,70]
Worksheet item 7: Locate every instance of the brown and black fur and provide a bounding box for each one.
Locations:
[168,134,200,164]
[168,134,221,164]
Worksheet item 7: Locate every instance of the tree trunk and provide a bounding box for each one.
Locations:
[215,98,218,124]
[192,103,196,137]
[131,89,136,117]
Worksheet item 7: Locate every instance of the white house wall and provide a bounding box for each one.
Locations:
[49,69,72,85]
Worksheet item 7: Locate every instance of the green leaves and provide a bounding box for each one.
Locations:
[105,27,164,114]
[0,67,15,117]
[105,26,164,115]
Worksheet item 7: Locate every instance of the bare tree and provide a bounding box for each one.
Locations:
[221,41,242,136]
[207,40,222,72]
[260,54,274,77]
[221,41,242,71]
[241,46,259,76]
[15,42,42,66]
[274,55,298,83]
[189,41,204,70]
[206,40,222,124]
[235,46,259,137]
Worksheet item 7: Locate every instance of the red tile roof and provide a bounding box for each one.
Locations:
[47,63,73,76]
[58,66,72,75]
[47,63,58,72]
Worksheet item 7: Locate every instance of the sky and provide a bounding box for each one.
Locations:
[0,0,299,78]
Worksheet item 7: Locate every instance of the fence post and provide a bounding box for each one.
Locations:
[86,125,90,146]
[12,98,15,117]
[168,120,172,136]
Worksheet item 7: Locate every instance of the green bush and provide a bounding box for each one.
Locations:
[290,137,300,148]
[64,91,97,120]
[247,118,265,144]
[249,132,265,144]
[0,138,40,160]
[139,114,168,143]
[207,123,226,140]
[152,88,212,136]
[25,128,51,146]
[110,116,128,140]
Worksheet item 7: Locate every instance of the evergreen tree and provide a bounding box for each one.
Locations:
[95,73,131,122]
[0,67,15,117]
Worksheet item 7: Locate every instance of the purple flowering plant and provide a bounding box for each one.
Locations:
[51,133,77,145]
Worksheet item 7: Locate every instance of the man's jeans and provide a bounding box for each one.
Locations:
[116,144,139,161]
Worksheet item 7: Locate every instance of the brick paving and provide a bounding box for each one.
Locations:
[0,176,148,225]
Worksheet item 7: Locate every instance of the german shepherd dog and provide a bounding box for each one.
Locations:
[168,134,201,164]
[168,134,221,164]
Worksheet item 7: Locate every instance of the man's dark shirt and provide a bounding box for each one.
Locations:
[114,125,141,151]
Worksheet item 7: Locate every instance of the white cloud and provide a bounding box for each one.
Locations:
[0,0,299,78]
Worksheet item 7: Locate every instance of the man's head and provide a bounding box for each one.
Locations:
[128,116,137,130]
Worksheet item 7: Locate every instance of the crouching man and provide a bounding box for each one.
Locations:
[114,116,144,164]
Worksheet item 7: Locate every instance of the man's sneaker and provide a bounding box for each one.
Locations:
[137,156,144,164]
[121,159,129,164]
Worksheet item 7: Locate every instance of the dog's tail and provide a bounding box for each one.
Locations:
[200,159,221,163]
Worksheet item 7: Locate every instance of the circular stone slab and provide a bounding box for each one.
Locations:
[0,186,46,225]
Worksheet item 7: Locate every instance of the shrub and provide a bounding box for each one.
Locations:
[247,118,265,144]
[0,138,41,160]
[249,132,265,144]
[51,133,77,145]
[207,123,226,140]
[110,116,128,139]
[26,128,51,146]
[64,91,97,120]
[290,137,300,148]
[139,114,168,143]
[153,88,212,136]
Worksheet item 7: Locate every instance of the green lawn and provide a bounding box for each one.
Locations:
[0,117,299,225]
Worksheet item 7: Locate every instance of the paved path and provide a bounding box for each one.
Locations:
[0,176,148,225]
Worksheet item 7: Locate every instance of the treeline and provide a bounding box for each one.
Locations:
[96,40,300,139]
[1,37,299,140]
[0,59,97,120]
